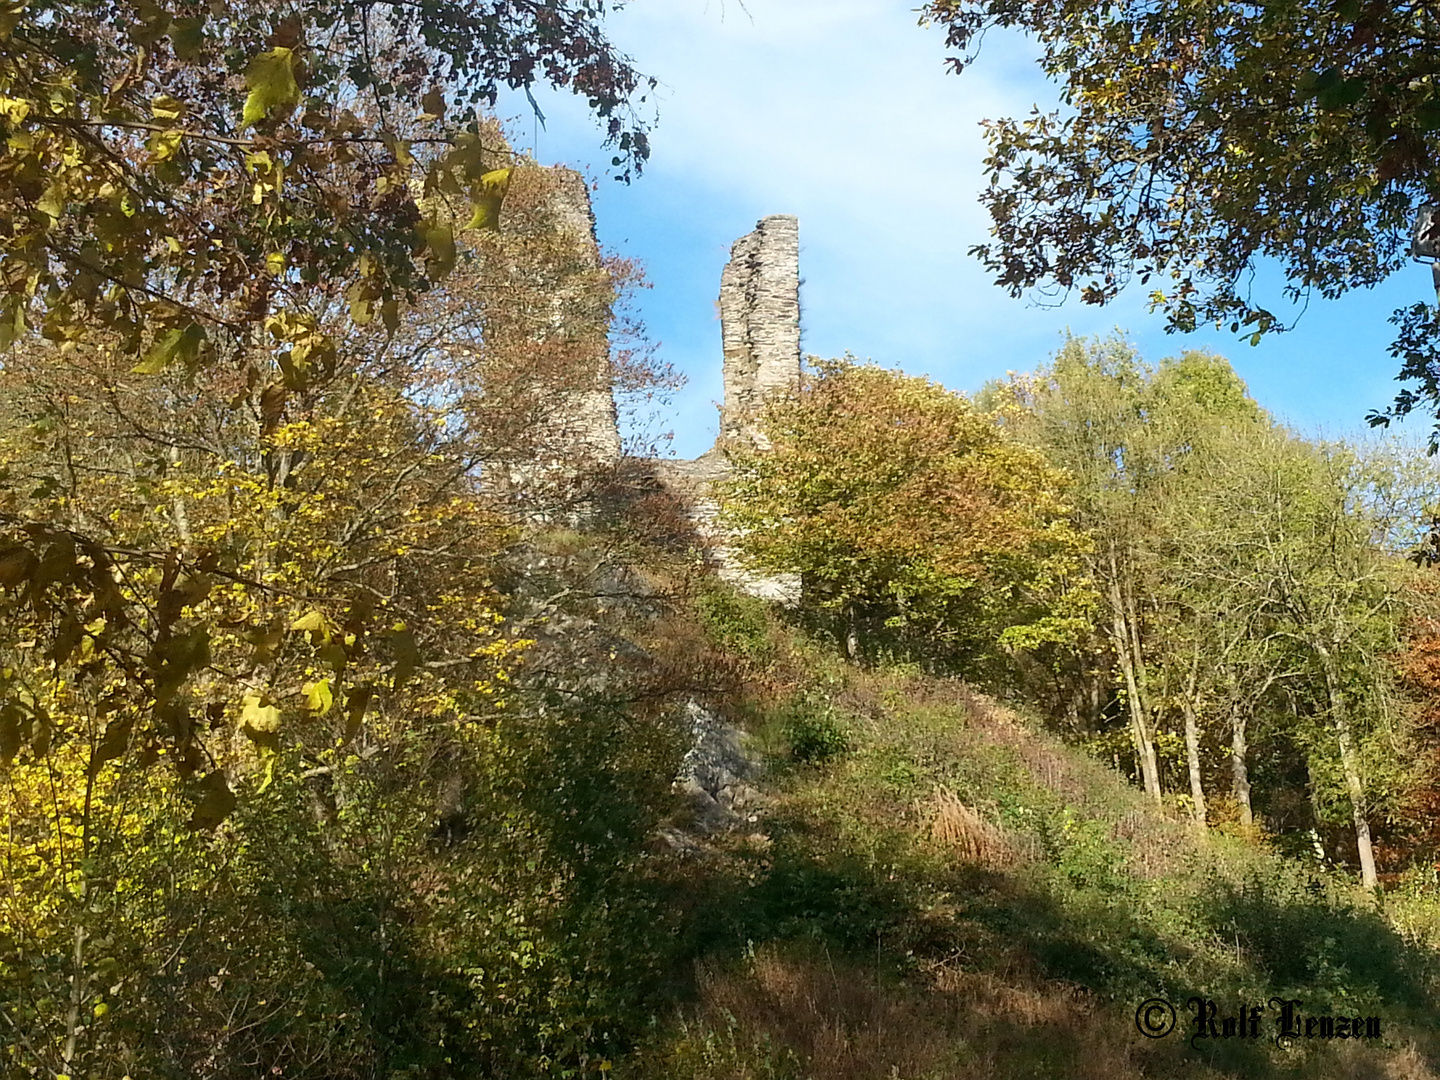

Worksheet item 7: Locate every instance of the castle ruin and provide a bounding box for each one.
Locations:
[515,169,803,601]
[652,214,803,604]
[717,215,802,448]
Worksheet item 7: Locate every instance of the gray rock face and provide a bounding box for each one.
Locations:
[718,215,802,448]
[674,700,767,834]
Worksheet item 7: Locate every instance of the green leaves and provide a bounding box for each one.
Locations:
[132,322,206,374]
[242,47,301,128]
[187,769,236,830]
[719,358,1089,665]
[1299,66,1366,111]
[924,0,1440,425]
[168,14,205,60]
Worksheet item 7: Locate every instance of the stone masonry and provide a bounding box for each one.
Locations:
[518,185,803,602]
[718,215,802,448]
[541,168,623,465]
[657,214,803,604]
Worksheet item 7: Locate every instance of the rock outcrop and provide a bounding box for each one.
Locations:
[656,700,769,855]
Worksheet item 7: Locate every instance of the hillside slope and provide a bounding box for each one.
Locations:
[624,597,1440,1080]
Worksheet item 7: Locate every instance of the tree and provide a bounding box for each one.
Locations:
[717,357,1091,669]
[0,0,660,814]
[0,0,651,350]
[921,0,1440,439]
[0,144,682,1075]
[1169,428,1433,887]
[997,338,1188,803]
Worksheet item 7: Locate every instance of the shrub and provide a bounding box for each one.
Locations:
[695,584,775,665]
[777,693,851,765]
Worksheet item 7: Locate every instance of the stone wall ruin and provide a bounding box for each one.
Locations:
[718,215,802,448]
[519,179,803,602]
[655,214,803,604]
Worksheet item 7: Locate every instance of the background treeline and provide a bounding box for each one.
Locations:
[721,341,1440,891]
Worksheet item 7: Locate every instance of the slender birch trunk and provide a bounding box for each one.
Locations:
[1180,650,1207,825]
[1111,593,1157,806]
[1229,700,1254,827]
[1316,643,1378,889]
[1105,550,1163,806]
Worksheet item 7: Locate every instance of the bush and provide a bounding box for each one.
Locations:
[777,693,851,765]
[695,584,775,665]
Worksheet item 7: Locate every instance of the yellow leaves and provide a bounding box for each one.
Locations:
[347,280,379,325]
[419,218,456,280]
[240,692,282,789]
[0,95,30,123]
[36,182,65,221]
[303,677,333,715]
[467,167,512,232]
[241,693,281,734]
[146,127,185,164]
[245,147,285,204]
[265,310,336,388]
[290,609,332,644]
[151,94,187,121]
[242,46,301,128]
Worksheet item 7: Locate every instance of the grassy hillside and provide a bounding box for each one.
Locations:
[623,588,1440,1080]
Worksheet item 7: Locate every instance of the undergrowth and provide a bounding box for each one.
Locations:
[626,594,1440,1079]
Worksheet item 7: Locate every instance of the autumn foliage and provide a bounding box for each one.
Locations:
[718,358,1092,666]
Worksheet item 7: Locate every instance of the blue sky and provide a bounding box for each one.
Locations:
[499,0,1436,460]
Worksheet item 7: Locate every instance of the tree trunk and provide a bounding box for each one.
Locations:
[844,604,860,662]
[1179,663,1207,826]
[1316,644,1378,889]
[1108,576,1161,802]
[1115,621,1160,801]
[1229,701,1253,827]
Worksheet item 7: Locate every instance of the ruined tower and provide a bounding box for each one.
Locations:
[646,214,803,604]
[537,167,623,466]
[717,215,802,446]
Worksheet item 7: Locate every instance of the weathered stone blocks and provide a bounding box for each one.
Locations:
[718,214,802,447]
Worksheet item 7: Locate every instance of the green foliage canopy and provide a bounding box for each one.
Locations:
[0,0,650,368]
[718,358,1092,665]
[921,0,1440,438]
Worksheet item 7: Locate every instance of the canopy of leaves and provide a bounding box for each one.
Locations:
[0,0,651,372]
[922,0,1440,436]
[717,358,1092,666]
[0,0,665,821]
